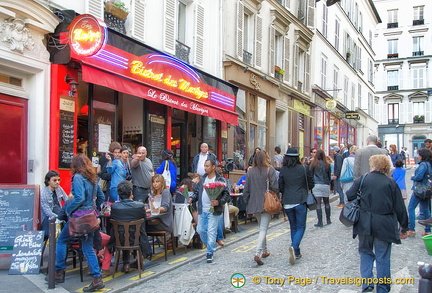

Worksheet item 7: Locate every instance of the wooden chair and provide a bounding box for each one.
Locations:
[110,219,145,278]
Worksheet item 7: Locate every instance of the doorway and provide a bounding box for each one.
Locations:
[171,122,188,181]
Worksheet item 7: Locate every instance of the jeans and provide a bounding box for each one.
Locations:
[408,195,431,232]
[254,212,271,256]
[197,212,222,254]
[285,204,307,256]
[336,178,344,204]
[56,222,101,278]
[358,234,392,293]
[133,186,150,203]
[217,215,224,241]
[110,187,119,202]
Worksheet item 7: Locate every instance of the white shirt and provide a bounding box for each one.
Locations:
[202,176,215,213]
[196,153,208,176]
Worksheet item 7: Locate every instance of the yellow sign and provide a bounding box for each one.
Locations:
[293,100,310,116]
[326,100,337,110]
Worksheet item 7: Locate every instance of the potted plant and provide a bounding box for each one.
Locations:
[105,1,129,20]
[346,50,351,58]
[413,115,425,122]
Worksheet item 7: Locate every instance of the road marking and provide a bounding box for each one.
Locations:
[75,286,111,292]
[129,271,155,280]
[168,257,187,264]
[67,265,88,273]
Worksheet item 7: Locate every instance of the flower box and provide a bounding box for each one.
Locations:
[105,1,128,20]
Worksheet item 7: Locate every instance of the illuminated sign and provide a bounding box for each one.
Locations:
[68,14,107,57]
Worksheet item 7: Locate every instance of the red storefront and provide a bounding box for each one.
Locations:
[49,15,238,192]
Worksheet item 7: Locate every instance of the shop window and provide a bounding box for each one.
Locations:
[233,90,246,170]
[203,116,217,156]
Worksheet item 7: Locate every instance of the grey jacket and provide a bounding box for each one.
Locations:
[354,145,388,179]
[243,166,279,214]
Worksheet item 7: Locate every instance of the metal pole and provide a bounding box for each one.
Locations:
[48,216,56,289]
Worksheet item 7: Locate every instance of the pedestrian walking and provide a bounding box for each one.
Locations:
[340,145,358,203]
[279,147,314,265]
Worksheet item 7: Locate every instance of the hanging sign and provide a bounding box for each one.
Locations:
[68,14,107,57]
[345,111,360,120]
[326,100,337,110]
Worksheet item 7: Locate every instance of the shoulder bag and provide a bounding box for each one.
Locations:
[162,160,171,188]
[69,184,100,237]
[263,168,282,215]
[340,161,354,183]
[304,166,317,210]
[339,174,367,227]
[413,162,432,200]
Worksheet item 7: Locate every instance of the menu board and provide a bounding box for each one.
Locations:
[9,231,44,275]
[149,116,165,168]
[58,96,75,169]
[0,185,39,253]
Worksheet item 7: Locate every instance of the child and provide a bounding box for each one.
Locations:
[392,159,407,199]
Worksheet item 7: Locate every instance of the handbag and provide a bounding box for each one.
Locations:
[304,166,317,210]
[340,162,354,183]
[339,174,367,227]
[263,168,282,214]
[162,160,171,188]
[68,185,100,237]
[413,162,432,200]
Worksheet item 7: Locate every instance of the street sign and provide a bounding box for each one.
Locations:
[345,111,360,120]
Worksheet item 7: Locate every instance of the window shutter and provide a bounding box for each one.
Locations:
[305,52,310,94]
[131,0,145,41]
[236,2,244,59]
[87,0,104,19]
[164,0,176,54]
[307,0,315,28]
[293,45,298,87]
[255,14,262,68]
[283,35,290,82]
[194,3,205,67]
[269,26,275,75]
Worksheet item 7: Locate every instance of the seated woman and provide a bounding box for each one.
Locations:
[146,174,173,233]
[40,170,68,239]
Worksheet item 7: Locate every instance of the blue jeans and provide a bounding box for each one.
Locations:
[197,212,221,254]
[358,234,392,293]
[336,178,344,204]
[217,215,224,241]
[285,204,307,256]
[56,222,101,278]
[408,194,431,232]
[110,187,119,202]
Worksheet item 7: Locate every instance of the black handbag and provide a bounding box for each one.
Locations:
[304,166,317,211]
[339,174,367,227]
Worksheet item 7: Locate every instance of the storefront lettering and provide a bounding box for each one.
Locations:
[72,29,101,42]
[190,102,209,115]
[130,60,209,100]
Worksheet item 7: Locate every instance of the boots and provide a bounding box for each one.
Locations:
[325,206,332,225]
[83,277,105,292]
[314,209,323,227]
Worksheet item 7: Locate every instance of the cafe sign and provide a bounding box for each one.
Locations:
[345,111,360,120]
[68,14,107,57]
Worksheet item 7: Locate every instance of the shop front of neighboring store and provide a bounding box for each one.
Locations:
[48,14,238,192]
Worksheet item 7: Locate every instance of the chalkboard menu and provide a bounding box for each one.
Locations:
[58,96,75,169]
[149,116,166,168]
[0,185,39,253]
[9,230,44,275]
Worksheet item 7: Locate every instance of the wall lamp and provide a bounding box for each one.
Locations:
[65,75,78,97]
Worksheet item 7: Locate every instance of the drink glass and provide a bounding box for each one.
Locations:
[151,207,160,216]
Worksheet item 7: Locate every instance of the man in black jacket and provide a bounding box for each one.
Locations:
[109,181,151,273]
[332,146,345,207]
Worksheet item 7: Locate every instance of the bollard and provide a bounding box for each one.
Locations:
[48,216,57,289]
[418,261,432,293]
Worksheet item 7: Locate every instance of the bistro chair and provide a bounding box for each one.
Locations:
[146,207,176,261]
[110,218,145,279]
[66,237,84,282]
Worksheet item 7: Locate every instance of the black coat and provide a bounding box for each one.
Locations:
[346,171,408,244]
[108,199,151,257]
[279,164,314,205]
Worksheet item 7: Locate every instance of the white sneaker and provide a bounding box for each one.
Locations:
[289,247,295,265]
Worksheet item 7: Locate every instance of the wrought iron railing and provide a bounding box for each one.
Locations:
[175,40,190,64]
[243,50,252,65]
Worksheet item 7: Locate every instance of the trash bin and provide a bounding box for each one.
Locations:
[422,234,432,255]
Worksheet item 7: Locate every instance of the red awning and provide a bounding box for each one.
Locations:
[82,65,238,125]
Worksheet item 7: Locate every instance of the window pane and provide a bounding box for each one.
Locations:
[249,94,256,121]
[233,120,246,170]
[249,125,256,155]
[258,127,266,151]
[257,97,267,126]
[236,89,246,120]
[203,116,217,154]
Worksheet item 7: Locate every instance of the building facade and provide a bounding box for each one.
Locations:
[374,0,432,154]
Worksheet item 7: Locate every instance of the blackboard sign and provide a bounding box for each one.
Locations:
[9,230,44,274]
[0,185,39,253]
[149,116,166,168]
[58,96,75,169]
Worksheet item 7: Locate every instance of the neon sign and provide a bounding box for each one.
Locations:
[68,14,107,57]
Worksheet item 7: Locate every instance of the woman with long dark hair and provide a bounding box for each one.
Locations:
[106,146,131,202]
[244,150,279,265]
[54,154,105,292]
[309,149,332,227]
[279,147,314,265]
[155,149,177,194]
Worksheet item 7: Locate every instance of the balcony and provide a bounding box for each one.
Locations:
[243,50,253,66]
[413,19,424,26]
[388,119,399,124]
[413,51,424,57]
[175,40,190,64]
[387,53,398,59]
[413,116,425,123]
[387,85,399,91]
[275,71,283,80]
[387,22,398,28]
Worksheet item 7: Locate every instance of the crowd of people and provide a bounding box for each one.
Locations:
[39,136,432,293]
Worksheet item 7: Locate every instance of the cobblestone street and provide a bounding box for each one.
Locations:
[125,167,427,293]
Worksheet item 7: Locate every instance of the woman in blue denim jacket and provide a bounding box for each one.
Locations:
[106,146,131,202]
[407,148,432,237]
[53,154,105,292]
